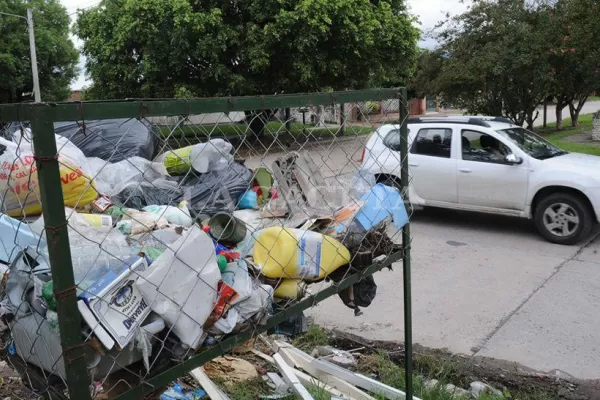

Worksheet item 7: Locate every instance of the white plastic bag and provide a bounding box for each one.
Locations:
[135,226,220,349]
[190,139,233,173]
[143,201,193,227]
[89,156,167,197]
[116,209,170,235]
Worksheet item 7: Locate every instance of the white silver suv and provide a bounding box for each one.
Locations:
[361,116,600,244]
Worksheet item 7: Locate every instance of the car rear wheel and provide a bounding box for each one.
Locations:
[534,192,593,245]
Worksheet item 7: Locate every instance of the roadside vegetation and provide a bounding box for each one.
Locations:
[536,113,600,156]
[220,327,560,400]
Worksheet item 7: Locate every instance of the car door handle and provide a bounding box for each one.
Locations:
[409,163,419,167]
[459,168,472,173]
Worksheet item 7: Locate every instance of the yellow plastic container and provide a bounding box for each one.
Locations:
[253,227,350,280]
[274,279,305,300]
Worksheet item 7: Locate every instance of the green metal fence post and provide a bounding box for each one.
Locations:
[399,88,413,399]
[30,106,93,400]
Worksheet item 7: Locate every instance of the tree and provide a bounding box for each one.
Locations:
[408,48,446,98]
[0,0,78,103]
[435,0,554,128]
[74,0,419,99]
[546,0,600,128]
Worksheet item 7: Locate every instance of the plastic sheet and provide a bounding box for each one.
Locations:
[135,226,220,349]
[182,162,253,216]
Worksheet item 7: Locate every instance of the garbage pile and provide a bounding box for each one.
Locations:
[0,126,408,386]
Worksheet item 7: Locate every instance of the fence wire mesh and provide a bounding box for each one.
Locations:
[0,90,412,400]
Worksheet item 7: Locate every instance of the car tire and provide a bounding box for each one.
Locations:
[534,192,593,245]
[376,174,401,189]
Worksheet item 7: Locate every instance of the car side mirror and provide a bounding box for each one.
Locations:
[505,153,523,165]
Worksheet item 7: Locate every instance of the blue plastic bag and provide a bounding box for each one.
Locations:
[238,190,258,209]
[355,183,408,230]
[160,383,206,400]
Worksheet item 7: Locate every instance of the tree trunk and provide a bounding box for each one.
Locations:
[555,98,569,130]
[569,93,590,127]
[246,110,268,140]
[556,108,563,130]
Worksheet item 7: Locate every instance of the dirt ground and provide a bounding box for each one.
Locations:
[562,132,600,146]
[329,329,600,400]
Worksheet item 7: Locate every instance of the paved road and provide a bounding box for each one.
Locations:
[439,100,600,127]
[533,100,600,127]
[246,137,600,381]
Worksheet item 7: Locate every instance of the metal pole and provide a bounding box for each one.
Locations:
[339,103,345,136]
[31,109,92,400]
[399,87,413,399]
[543,98,547,128]
[27,8,41,102]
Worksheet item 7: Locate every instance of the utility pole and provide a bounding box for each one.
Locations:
[0,8,41,102]
[27,8,41,102]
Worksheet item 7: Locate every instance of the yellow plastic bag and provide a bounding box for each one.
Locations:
[163,146,192,176]
[253,227,350,280]
[0,137,98,217]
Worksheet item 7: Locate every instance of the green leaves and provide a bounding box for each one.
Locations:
[0,0,78,103]
[75,0,419,99]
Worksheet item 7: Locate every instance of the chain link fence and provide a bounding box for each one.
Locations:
[0,89,412,399]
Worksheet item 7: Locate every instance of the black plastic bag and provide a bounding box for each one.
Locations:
[180,162,253,216]
[115,179,183,209]
[53,119,159,162]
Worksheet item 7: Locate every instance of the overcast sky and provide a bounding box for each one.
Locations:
[60,0,470,89]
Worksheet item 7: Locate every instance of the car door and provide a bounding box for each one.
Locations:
[457,129,528,210]
[409,126,458,203]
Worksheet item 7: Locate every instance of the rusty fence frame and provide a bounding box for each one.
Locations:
[0,88,413,399]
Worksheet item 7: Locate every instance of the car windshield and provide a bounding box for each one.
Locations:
[496,127,568,160]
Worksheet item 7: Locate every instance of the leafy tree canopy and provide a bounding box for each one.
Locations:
[0,0,78,103]
[436,0,554,128]
[75,0,419,100]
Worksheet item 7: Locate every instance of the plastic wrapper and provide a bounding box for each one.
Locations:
[182,162,253,216]
[53,119,159,162]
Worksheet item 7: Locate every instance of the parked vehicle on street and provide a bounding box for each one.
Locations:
[361,116,600,244]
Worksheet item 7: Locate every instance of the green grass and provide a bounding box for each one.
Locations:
[588,96,600,101]
[536,113,600,156]
[220,351,557,400]
[291,326,330,351]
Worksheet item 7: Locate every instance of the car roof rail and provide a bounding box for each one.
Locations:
[407,117,491,127]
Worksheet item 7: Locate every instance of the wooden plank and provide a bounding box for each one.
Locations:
[252,349,350,399]
[273,353,315,400]
[189,367,229,400]
[275,341,376,400]
[311,359,422,400]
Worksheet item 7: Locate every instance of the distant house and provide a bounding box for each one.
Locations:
[67,90,83,102]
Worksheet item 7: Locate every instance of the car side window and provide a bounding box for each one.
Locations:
[461,130,511,163]
[383,129,408,151]
[410,128,452,158]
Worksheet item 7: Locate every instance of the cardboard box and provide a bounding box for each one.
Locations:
[79,256,151,348]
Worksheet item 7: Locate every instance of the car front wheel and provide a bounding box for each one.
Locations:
[534,193,593,245]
